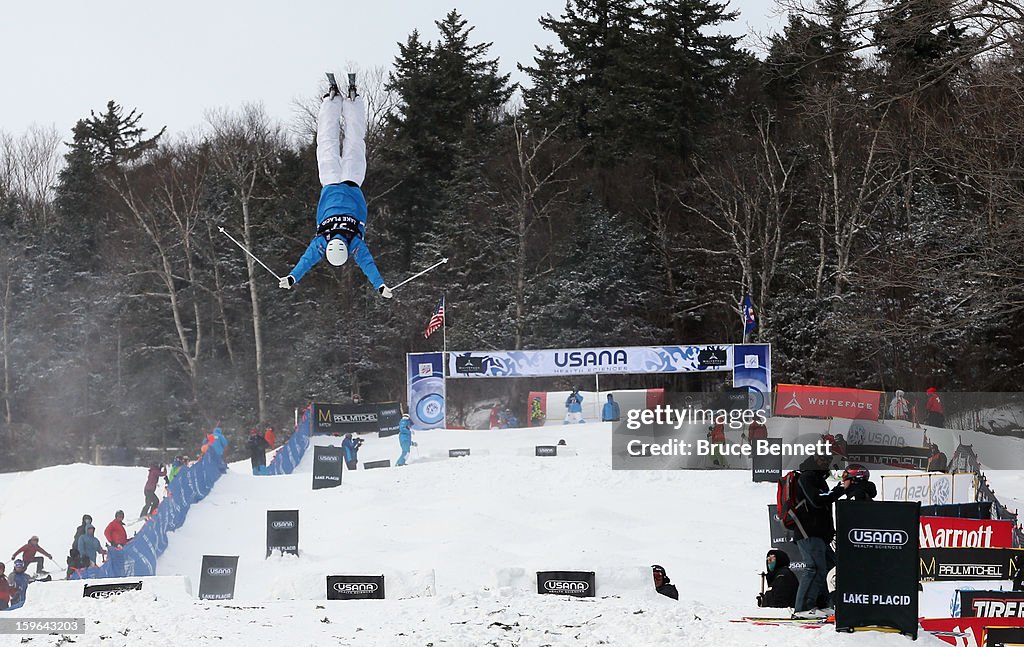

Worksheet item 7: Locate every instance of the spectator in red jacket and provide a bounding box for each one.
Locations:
[264,427,276,448]
[747,420,769,443]
[11,536,51,574]
[0,563,11,610]
[140,463,167,519]
[926,388,945,427]
[104,511,129,548]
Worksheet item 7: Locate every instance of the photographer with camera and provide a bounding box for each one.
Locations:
[342,433,364,470]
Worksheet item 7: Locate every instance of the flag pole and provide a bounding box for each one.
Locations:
[442,292,448,429]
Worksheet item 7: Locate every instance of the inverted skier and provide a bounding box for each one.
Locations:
[279,76,392,298]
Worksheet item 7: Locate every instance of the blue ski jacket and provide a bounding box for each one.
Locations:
[602,400,620,422]
[398,419,413,448]
[211,428,228,457]
[76,533,102,565]
[565,393,583,413]
[342,435,358,462]
[289,183,384,289]
[9,571,29,604]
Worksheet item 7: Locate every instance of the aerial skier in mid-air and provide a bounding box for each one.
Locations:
[278,74,392,298]
[219,73,446,292]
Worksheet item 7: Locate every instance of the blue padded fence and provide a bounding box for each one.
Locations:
[71,447,226,579]
[265,405,312,475]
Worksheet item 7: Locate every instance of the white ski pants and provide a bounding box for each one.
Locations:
[317,95,367,187]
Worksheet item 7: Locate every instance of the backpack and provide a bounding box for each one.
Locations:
[776,470,804,530]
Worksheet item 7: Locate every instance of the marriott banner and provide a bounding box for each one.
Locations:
[920,517,1014,549]
[775,384,882,421]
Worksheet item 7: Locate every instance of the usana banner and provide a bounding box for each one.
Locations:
[447,345,737,378]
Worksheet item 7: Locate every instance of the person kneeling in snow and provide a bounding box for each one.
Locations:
[652,565,678,600]
[757,549,798,608]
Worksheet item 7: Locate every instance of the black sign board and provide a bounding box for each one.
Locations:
[698,347,730,369]
[454,354,487,375]
[836,500,920,638]
[312,445,344,490]
[846,445,931,470]
[920,548,1021,581]
[449,448,471,458]
[312,402,402,437]
[752,438,783,482]
[987,627,1024,647]
[364,459,391,470]
[960,590,1024,618]
[267,510,299,557]
[83,581,143,598]
[714,386,750,412]
[198,555,239,600]
[536,445,557,457]
[536,571,595,597]
[921,501,994,520]
[326,575,386,600]
[766,504,805,570]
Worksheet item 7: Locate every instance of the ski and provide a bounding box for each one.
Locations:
[733,615,834,625]
[730,618,829,629]
[346,73,357,99]
[326,72,341,97]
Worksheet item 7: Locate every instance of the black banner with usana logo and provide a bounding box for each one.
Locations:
[835,500,920,638]
[536,571,595,597]
[312,445,344,490]
[326,575,386,600]
[267,510,299,557]
[198,555,239,600]
[82,581,143,598]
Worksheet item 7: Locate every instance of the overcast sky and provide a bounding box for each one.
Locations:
[2,0,784,138]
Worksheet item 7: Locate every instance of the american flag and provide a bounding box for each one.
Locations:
[741,293,757,335]
[424,296,445,339]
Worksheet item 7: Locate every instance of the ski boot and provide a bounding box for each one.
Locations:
[325,72,341,99]
[347,73,357,100]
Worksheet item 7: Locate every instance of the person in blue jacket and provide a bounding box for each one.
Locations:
[75,526,105,568]
[564,387,585,424]
[279,78,392,298]
[8,560,30,607]
[342,433,363,470]
[602,394,621,422]
[396,414,417,466]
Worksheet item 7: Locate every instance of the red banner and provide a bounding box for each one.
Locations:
[920,517,1015,549]
[921,617,1024,647]
[775,384,882,421]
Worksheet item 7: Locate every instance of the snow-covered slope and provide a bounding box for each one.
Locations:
[7,422,1015,646]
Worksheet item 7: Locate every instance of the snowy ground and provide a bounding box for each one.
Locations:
[4,422,1017,646]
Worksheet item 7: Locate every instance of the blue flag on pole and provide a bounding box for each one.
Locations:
[742,293,757,335]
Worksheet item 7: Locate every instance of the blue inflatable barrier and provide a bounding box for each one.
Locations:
[264,406,312,476]
[71,448,226,579]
